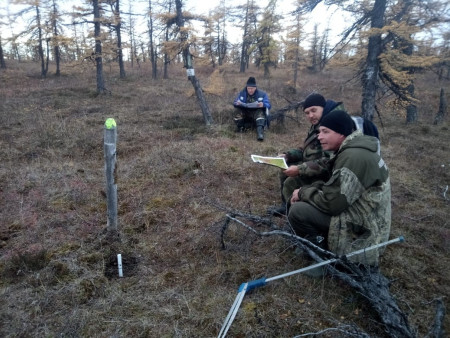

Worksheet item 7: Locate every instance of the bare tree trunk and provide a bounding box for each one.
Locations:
[113,0,126,78]
[361,0,386,121]
[148,0,157,79]
[35,5,47,78]
[175,0,213,126]
[51,0,61,76]
[93,0,106,94]
[240,0,250,73]
[406,85,418,123]
[0,36,6,69]
[434,88,447,125]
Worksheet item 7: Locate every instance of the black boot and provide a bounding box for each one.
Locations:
[257,126,264,141]
[256,119,265,141]
[235,119,244,132]
[267,203,286,217]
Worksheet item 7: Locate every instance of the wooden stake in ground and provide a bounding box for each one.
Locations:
[104,118,118,230]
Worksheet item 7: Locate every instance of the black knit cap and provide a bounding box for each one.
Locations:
[320,110,354,137]
[246,77,257,87]
[303,93,326,110]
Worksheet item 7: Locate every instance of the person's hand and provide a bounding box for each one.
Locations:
[258,102,263,107]
[284,165,299,177]
[236,100,242,106]
[290,188,301,204]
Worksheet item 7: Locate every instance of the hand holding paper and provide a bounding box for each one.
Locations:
[251,154,288,169]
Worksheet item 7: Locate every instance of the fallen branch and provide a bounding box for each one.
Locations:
[425,297,446,338]
[268,101,304,124]
[293,323,371,337]
[218,209,416,338]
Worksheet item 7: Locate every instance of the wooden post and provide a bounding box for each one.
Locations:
[104,118,118,230]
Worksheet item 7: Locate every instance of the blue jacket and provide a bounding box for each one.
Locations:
[233,88,271,110]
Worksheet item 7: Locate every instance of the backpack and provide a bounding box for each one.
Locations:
[352,116,380,154]
[351,116,379,139]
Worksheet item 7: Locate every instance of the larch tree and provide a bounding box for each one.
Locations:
[283,4,306,90]
[147,0,158,79]
[72,0,108,93]
[309,23,320,72]
[0,35,6,69]
[254,0,282,78]
[296,0,449,122]
[161,0,213,125]
[105,0,125,78]
[203,1,229,67]
[92,0,106,93]
[232,0,259,73]
[11,0,51,77]
[49,0,61,76]
[0,5,7,69]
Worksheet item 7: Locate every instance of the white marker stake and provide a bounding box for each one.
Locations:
[117,254,123,277]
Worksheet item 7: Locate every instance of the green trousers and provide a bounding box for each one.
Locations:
[288,201,331,248]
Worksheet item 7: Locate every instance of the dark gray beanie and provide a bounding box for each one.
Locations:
[320,110,354,137]
[246,77,257,87]
[303,93,326,110]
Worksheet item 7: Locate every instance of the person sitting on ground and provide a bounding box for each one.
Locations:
[288,110,391,267]
[268,93,344,216]
[233,77,271,141]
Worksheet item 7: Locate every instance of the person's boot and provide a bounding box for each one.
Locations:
[235,119,244,132]
[267,203,286,217]
[256,118,265,141]
[257,126,264,141]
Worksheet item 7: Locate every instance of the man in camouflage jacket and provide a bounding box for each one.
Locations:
[269,93,345,216]
[288,110,391,267]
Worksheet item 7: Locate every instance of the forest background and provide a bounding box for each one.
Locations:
[0,0,449,337]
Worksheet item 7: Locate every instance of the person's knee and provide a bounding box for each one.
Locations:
[288,202,309,233]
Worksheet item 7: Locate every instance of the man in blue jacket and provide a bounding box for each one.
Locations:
[233,77,271,141]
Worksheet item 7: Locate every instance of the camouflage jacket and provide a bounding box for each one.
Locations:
[299,130,391,266]
[285,100,345,178]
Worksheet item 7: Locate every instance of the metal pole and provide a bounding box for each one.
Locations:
[104,118,118,230]
[267,236,404,283]
[217,236,405,337]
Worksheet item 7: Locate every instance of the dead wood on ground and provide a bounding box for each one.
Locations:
[213,204,419,338]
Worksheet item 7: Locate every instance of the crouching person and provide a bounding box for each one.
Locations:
[233,77,271,141]
[288,110,391,267]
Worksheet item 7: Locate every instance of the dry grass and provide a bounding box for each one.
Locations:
[0,60,449,337]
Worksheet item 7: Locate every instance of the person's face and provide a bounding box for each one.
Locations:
[304,106,324,125]
[318,126,346,151]
[246,86,257,95]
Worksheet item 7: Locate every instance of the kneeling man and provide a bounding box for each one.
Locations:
[288,110,391,266]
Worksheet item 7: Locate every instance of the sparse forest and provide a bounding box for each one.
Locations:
[0,0,449,337]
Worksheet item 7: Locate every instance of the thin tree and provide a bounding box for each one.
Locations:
[309,23,319,72]
[360,0,386,121]
[0,35,6,69]
[93,0,106,93]
[433,88,447,125]
[162,0,213,125]
[11,0,50,77]
[283,4,305,90]
[106,0,125,78]
[232,0,259,73]
[255,0,282,78]
[147,0,157,79]
[50,0,61,76]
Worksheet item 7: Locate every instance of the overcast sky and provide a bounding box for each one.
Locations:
[1,0,351,50]
[183,0,350,45]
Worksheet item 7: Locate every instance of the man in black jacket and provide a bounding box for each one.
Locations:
[268,93,344,216]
